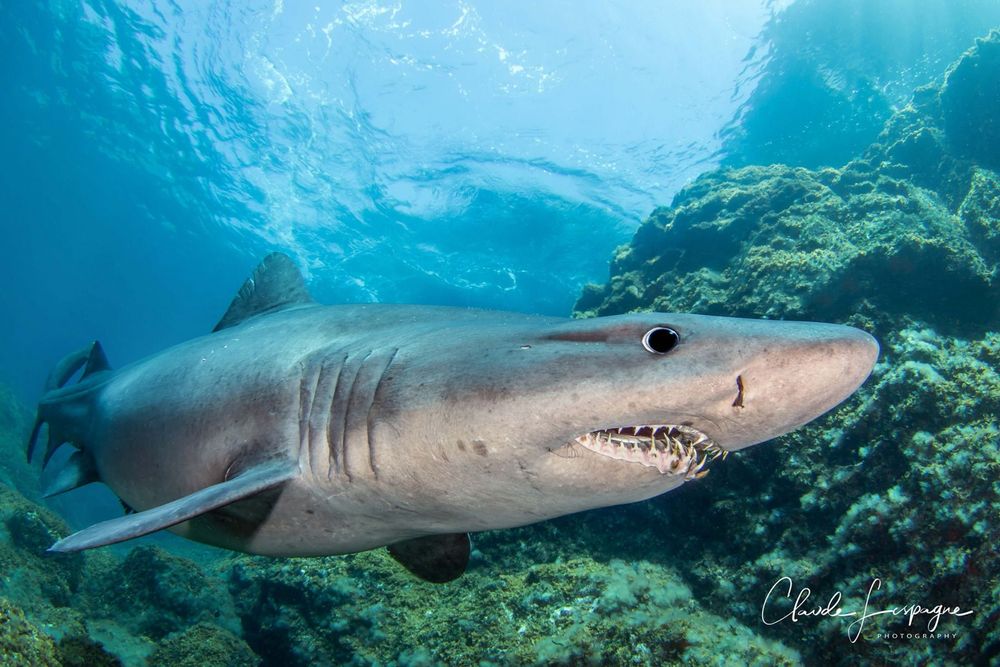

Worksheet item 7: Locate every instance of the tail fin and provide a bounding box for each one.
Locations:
[27,341,111,495]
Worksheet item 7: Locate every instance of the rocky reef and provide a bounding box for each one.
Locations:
[577,33,1000,333]
[718,0,1000,170]
[226,548,798,666]
[576,31,1000,665]
[0,481,256,666]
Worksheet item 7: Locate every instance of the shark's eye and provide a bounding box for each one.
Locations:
[642,327,679,354]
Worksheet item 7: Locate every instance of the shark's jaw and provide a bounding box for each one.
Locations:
[574,424,726,479]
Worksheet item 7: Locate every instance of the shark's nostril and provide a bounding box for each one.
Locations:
[732,375,745,409]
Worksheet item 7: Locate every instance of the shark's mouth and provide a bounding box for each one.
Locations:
[574,425,725,479]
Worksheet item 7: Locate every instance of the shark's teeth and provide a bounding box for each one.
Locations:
[574,424,723,480]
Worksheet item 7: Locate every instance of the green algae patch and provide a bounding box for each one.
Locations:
[149,622,259,667]
[81,545,241,641]
[227,551,800,666]
[0,598,60,667]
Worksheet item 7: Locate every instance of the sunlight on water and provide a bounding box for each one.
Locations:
[80,0,772,306]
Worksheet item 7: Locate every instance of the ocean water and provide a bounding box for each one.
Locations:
[1,1,999,665]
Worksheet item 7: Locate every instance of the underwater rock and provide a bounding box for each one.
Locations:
[226,549,798,666]
[0,485,84,611]
[941,30,1000,170]
[718,2,1000,170]
[148,622,259,667]
[577,32,1000,338]
[575,162,995,334]
[573,30,1000,666]
[960,166,1000,268]
[0,598,61,667]
[0,383,41,500]
[0,483,140,663]
[0,477,251,665]
[56,634,124,667]
[81,545,241,641]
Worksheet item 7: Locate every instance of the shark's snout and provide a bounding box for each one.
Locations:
[839,327,881,387]
[718,322,879,451]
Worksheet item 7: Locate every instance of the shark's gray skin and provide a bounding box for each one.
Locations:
[30,253,878,581]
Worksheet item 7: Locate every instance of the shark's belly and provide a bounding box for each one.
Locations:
[168,478,414,556]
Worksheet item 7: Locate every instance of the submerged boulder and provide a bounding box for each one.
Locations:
[56,634,124,667]
[0,476,253,666]
[0,485,85,611]
[81,545,241,641]
[575,161,995,334]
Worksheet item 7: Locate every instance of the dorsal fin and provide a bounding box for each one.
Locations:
[81,341,110,379]
[213,253,314,332]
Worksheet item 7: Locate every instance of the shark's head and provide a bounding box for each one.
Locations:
[375,311,879,529]
[541,313,880,452]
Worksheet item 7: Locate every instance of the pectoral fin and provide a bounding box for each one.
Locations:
[48,461,298,553]
[387,533,471,583]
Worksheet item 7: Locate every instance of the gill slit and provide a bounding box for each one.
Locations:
[298,359,323,477]
[326,354,349,480]
[366,348,399,479]
[341,349,375,482]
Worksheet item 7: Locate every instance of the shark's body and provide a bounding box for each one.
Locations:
[30,254,878,581]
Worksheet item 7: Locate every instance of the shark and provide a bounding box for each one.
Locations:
[29,253,878,581]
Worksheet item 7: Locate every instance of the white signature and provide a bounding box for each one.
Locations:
[761,576,974,643]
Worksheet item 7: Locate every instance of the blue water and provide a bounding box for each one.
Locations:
[2,0,764,400]
[3,0,1000,664]
[4,0,999,399]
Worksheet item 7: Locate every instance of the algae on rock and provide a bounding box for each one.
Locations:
[149,622,259,667]
[227,549,800,666]
[577,32,1000,337]
[0,478,252,666]
[0,599,60,667]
